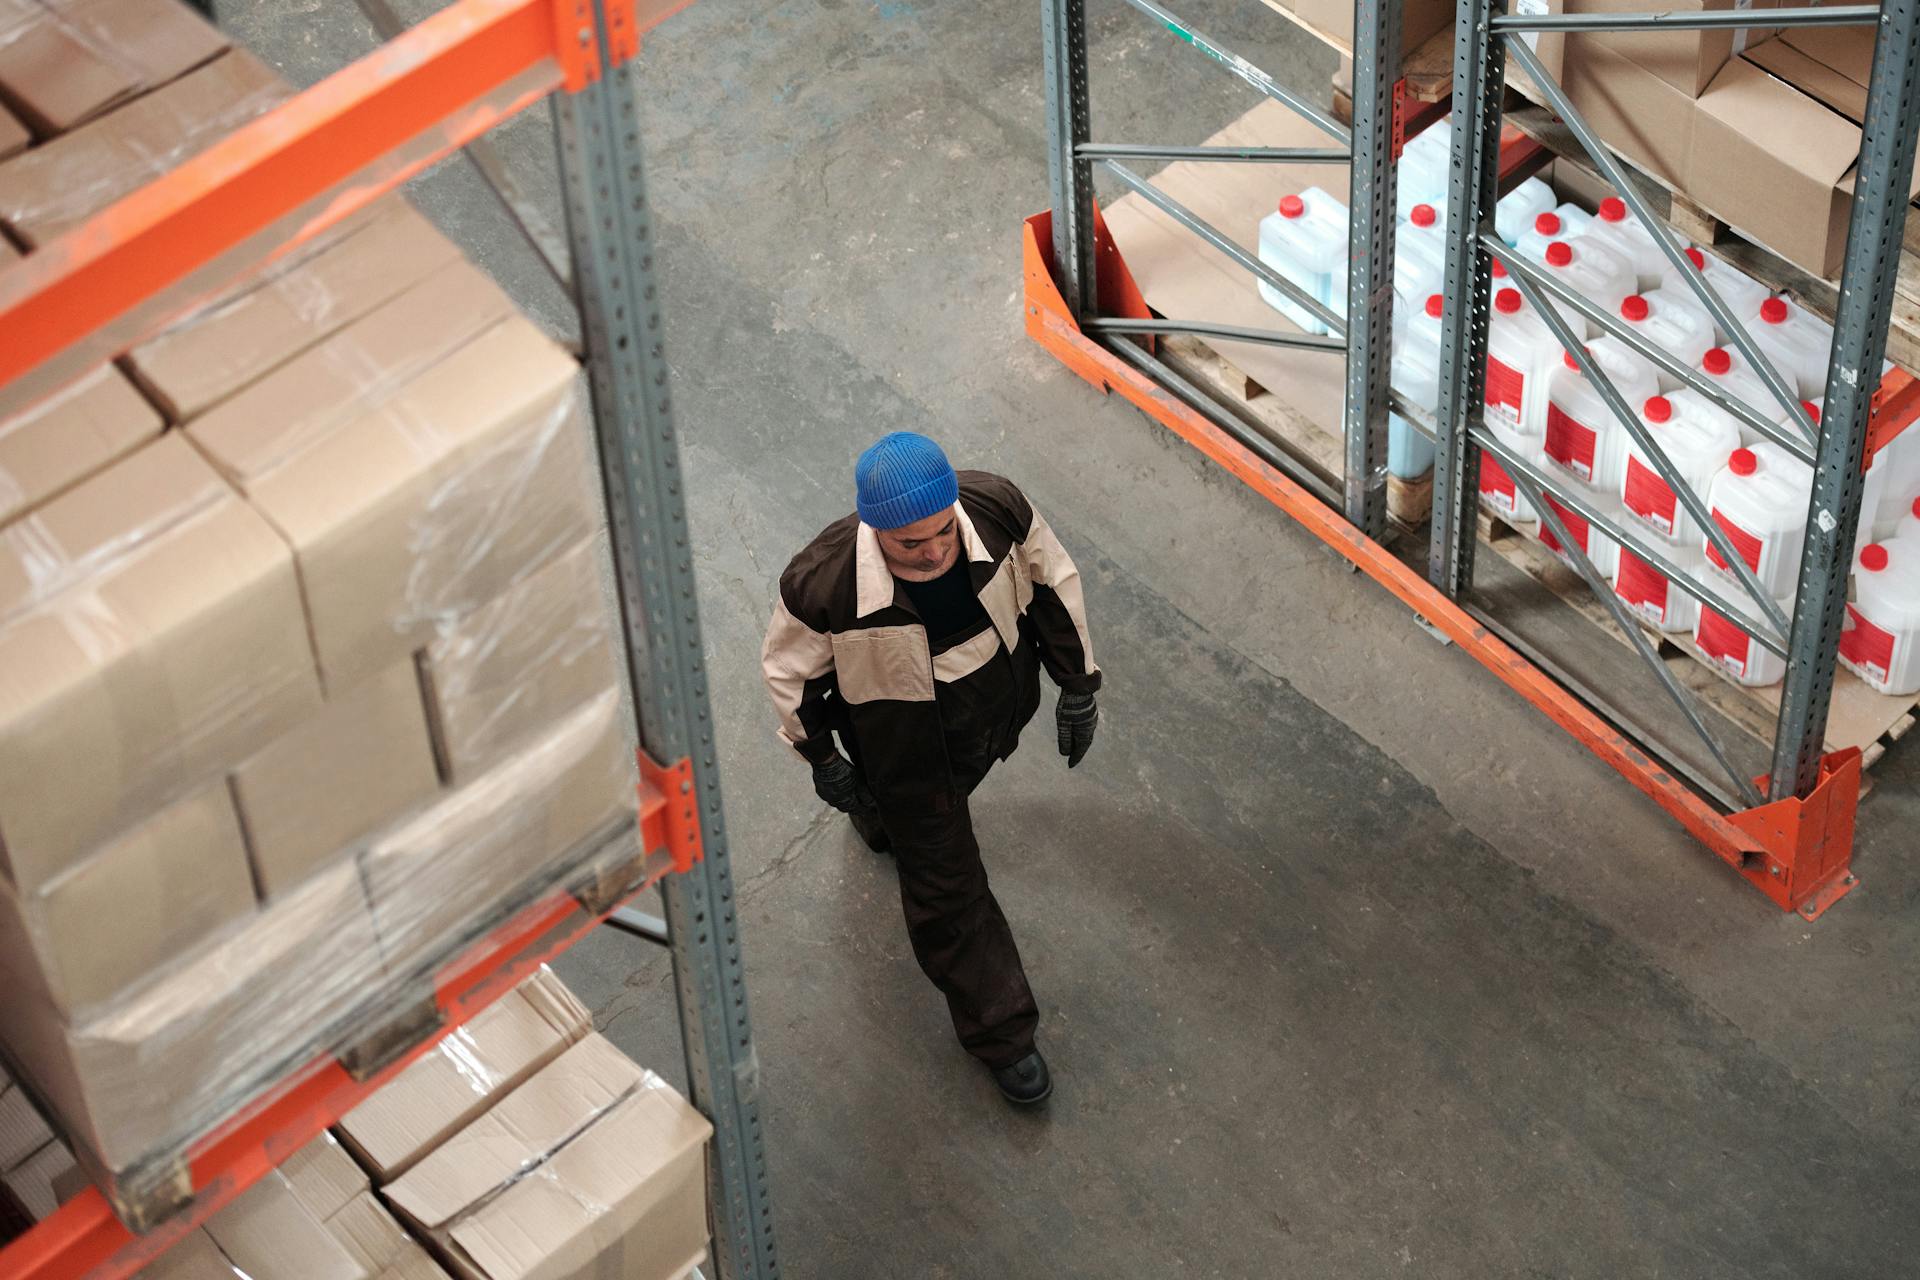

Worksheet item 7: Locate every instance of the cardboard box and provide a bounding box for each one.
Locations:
[325,1192,412,1275]
[335,968,591,1182]
[360,691,637,975]
[0,859,378,1172]
[283,1131,369,1223]
[0,1083,52,1168]
[231,660,441,899]
[385,1035,711,1280]
[1564,0,1783,98]
[126,202,464,422]
[378,1241,456,1280]
[0,363,165,528]
[0,779,256,1016]
[134,1229,239,1280]
[1559,36,1701,188]
[0,435,323,892]
[0,49,287,246]
[1690,48,1920,277]
[0,0,227,136]
[422,536,622,784]
[189,261,598,692]
[2,1139,77,1220]
[1286,0,1453,58]
[206,1169,368,1280]
[0,100,23,160]
[1742,25,1872,119]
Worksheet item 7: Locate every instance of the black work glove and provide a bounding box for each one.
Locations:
[811,754,872,813]
[1056,691,1098,768]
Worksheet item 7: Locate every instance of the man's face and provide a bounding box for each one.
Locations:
[877,508,960,582]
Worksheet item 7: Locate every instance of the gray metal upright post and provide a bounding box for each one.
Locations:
[552,5,779,1277]
[1342,0,1402,537]
[1428,0,1505,594]
[1043,0,1097,319]
[1769,0,1920,799]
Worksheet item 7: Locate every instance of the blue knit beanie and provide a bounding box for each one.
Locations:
[855,432,959,530]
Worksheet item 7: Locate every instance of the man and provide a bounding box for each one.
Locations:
[760,432,1100,1105]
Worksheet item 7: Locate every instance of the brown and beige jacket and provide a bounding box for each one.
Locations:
[761,471,1099,806]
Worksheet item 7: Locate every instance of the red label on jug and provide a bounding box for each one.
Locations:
[1538,495,1591,558]
[1622,455,1677,536]
[1614,549,1670,625]
[1544,403,1597,482]
[1839,604,1896,684]
[1695,608,1750,677]
[1705,509,1765,575]
[1480,453,1520,516]
[1485,357,1524,426]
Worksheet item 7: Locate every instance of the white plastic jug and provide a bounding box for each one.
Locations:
[1669,247,1771,328]
[1389,293,1443,479]
[1616,290,1716,376]
[1879,425,1920,536]
[1258,188,1349,336]
[1619,390,1742,549]
[1515,204,1593,263]
[1396,120,1453,221]
[1534,238,1637,342]
[1613,545,1701,634]
[1392,202,1449,311]
[1495,177,1557,246]
[1485,285,1562,440]
[1749,294,1834,400]
[1702,442,1815,600]
[1478,414,1542,525]
[1544,338,1657,491]
[1583,195,1671,292]
[1892,494,1920,545]
[1694,602,1787,687]
[1697,346,1803,437]
[1538,490,1620,580]
[1840,542,1920,695]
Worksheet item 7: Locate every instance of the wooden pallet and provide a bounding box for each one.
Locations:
[1477,509,1920,786]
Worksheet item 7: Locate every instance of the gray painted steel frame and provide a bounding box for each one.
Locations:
[1044,0,1097,319]
[553,6,780,1275]
[1343,0,1402,537]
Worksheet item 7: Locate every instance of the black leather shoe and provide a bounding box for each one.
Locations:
[992,1050,1052,1106]
[849,806,891,854]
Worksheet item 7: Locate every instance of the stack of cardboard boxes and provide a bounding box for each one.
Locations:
[0,0,641,1200]
[0,1068,79,1232]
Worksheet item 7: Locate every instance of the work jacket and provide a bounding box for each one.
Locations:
[761,471,1100,808]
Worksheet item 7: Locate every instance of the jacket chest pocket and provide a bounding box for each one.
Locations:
[832,625,935,704]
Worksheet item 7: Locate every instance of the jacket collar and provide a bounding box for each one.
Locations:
[854,503,991,618]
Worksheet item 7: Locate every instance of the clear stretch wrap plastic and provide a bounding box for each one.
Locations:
[0,219,642,1198]
[0,47,289,245]
[0,0,227,137]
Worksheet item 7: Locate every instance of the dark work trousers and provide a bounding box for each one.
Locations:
[842,656,1041,1070]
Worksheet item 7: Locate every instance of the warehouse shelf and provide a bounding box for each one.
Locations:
[1031,0,1919,916]
[0,1,780,1277]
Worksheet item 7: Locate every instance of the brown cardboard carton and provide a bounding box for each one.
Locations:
[0,100,24,159]
[0,1083,52,1168]
[385,1035,711,1280]
[335,968,592,1182]
[0,859,379,1172]
[0,363,164,527]
[206,1169,369,1280]
[2,1139,77,1220]
[189,261,598,692]
[1559,36,1701,187]
[283,1132,369,1223]
[230,660,441,899]
[0,0,227,136]
[0,50,287,245]
[1742,26,1872,120]
[126,202,464,422]
[324,1192,412,1275]
[1284,0,1453,58]
[0,780,255,1016]
[421,535,622,784]
[360,691,637,975]
[0,435,323,892]
[134,1229,239,1280]
[1563,0,1783,98]
[1690,53,1920,277]
[378,1241,456,1280]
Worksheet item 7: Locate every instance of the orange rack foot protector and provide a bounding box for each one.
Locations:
[1020,207,1861,919]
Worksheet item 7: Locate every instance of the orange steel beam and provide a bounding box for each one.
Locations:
[0,0,671,416]
[0,770,680,1280]
[1021,207,1860,918]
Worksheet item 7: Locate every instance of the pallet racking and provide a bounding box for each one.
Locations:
[0,1,780,1276]
[1028,0,1920,916]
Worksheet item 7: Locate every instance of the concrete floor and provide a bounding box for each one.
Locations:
[227,1,1920,1274]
